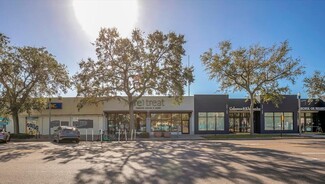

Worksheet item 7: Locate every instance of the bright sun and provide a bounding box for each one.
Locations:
[72,0,139,40]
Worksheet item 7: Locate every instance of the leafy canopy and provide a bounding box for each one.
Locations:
[0,33,71,133]
[74,28,194,107]
[201,40,305,103]
[304,71,325,100]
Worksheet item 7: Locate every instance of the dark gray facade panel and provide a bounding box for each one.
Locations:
[193,94,325,134]
[261,95,298,134]
[262,95,298,112]
[228,99,259,108]
[194,95,229,134]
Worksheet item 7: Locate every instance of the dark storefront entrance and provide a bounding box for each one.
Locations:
[229,113,250,133]
[301,112,323,133]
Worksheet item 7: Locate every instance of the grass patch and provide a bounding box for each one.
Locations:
[203,133,300,139]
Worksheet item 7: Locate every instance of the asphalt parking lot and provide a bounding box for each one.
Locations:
[1,139,325,184]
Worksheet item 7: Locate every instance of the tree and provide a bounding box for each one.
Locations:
[304,71,325,100]
[201,40,304,134]
[0,33,71,134]
[74,28,194,132]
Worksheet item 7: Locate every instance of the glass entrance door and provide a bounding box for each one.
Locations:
[229,113,250,133]
[182,121,189,134]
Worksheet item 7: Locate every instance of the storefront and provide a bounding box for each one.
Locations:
[6,97,104,136]
[103,96,194,135]
[194,95,228,134]
[228,99,261,133]
[194,95,325,134]
[299,99,325,132]
[4,95,325,136]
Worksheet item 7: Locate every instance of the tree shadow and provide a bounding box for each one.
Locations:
[0,143,47,162]
[41,140,325,183]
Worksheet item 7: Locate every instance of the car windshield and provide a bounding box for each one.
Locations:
[62,128,77,133]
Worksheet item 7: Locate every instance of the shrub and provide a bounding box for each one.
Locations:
[137,132,149,138]
[10,133,35,139]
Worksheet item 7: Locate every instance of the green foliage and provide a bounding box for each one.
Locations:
[201,40,304,102]
[201,40,305,134]
[304,71,325,100]
[74,28,194,129]
[137,132,149,138]
[10,133,35,139]
[0,33,71,133]
[203,133,299,139]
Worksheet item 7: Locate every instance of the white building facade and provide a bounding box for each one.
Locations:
[5,96,195,136]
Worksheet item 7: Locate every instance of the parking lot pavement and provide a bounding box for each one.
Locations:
[1,139,325,184]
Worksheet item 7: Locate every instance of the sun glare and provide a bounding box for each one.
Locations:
[72,0,139,40]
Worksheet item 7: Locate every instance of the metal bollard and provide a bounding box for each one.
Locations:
[86,129,88,142]
[118,129,121,143]
[92,129,94,142]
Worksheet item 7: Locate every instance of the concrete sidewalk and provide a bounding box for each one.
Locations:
[10,133,325,142]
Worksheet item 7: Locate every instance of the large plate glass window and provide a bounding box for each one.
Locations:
[198,112,225,131]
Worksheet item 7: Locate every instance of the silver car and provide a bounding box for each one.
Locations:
[52,126,80,143]
[0,128,10,143]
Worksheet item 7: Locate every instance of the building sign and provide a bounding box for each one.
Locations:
[134,99,165,110]
[0,117,10,126]
[301,107,325,111]
[46,103,63,109]
[229,106,261,111]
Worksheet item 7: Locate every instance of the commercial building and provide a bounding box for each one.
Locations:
[4,95,325,136]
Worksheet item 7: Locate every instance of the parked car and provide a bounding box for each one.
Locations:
[0,128,10,143]
[52,126,80,143]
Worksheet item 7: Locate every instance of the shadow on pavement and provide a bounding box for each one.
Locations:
[41,140,325,184]
[0,143,47,162]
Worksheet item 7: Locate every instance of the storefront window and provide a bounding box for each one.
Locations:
[207,116,215,130]
[216,113,225,130]
[151,113,189,132]
[264,113,273,130]
[264,112,293,131]
[107,113,146,133]
[198,112,207,131]
[284,112,293,130]
[274,113,282,130]
[198,112,225,131]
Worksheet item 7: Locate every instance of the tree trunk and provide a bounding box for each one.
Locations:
[249,94,255,135]
[12,111,20,134]
[128,101,135,132]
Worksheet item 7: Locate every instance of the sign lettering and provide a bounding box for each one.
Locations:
[135,99,165,110]
[301,107,325,111]
[229,106,260,111]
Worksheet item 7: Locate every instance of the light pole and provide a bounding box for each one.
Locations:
[48,98,52,136]
[297,93,301,136]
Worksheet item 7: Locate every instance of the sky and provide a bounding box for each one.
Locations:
[1,0,324,98]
